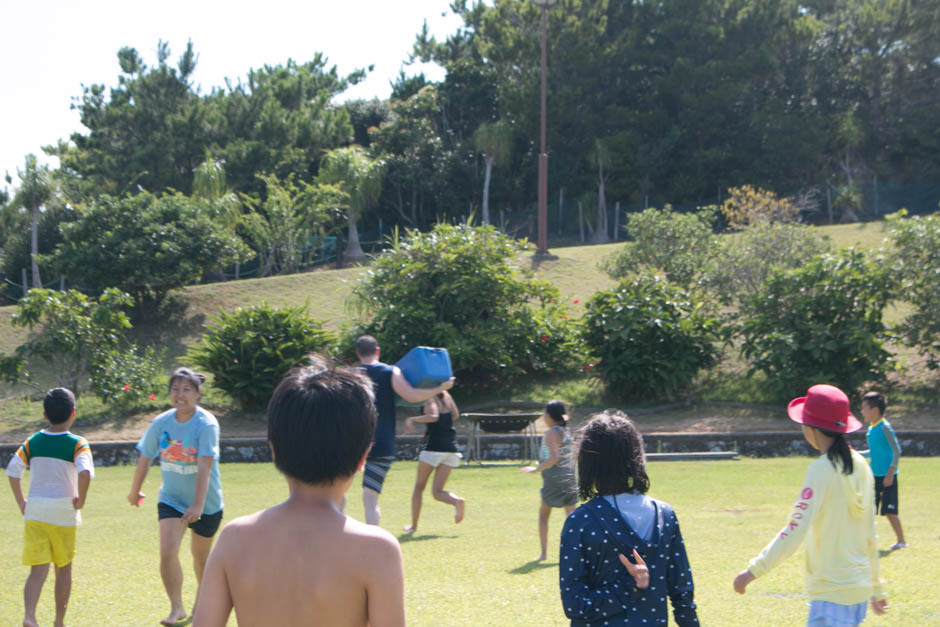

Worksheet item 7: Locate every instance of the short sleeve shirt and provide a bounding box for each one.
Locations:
[5,430,95,526]
[137,407,223,515]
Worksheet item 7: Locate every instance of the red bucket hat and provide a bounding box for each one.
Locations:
[787,384,861,433]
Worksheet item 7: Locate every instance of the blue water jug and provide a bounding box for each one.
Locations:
[396,347,453,389]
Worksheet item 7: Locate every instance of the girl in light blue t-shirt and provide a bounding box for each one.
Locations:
[128,367,223,626]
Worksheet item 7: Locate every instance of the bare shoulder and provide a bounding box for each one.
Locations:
[227,509,266,527]
[344,519,403,589]
[345,517,399,545]
[215,510,267,544]
[344,518,402,557]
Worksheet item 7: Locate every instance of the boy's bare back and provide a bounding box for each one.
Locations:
[195,498,404,627]
[195,358,405,626]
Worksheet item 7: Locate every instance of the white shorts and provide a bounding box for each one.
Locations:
[418,450,462,467]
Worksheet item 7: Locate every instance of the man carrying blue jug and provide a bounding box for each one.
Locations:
[355,336,455,526]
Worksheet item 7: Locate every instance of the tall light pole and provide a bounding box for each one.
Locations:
[533,0,556,258]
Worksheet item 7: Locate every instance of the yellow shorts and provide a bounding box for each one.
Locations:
[23,521,76,567]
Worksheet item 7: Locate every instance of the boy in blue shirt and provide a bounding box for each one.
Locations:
[860,391,908,549]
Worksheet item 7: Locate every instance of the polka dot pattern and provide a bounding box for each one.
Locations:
[558,496,699,625]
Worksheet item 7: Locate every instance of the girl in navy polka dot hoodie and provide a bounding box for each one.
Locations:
[559,410,699,626]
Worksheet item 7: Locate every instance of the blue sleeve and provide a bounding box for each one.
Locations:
[137,417,162,458]
[665,511,699,627]
[885,425,901,471]
[197,420,220,459]
[559,512,632,621]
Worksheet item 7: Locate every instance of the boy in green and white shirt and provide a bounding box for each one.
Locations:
[6,388,94,627]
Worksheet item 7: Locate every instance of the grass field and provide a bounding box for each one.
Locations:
[0,456,936,625]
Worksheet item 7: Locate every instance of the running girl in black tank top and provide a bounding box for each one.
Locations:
[402,391,465,533]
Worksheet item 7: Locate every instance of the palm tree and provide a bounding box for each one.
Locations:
[13,155,52,290]
[473,121,512,225]
[319,146,386,262]
[193,151,242,280]
[587,139,611,244]
[193,150,228,201]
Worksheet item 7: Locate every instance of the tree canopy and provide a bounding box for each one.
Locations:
[2,1,937,304]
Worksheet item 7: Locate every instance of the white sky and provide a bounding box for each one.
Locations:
[0,0,464,191]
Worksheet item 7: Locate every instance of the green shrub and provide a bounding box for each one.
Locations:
[0,288,133,396]
[603,206,718,288]
[89,345,163,408]
[49,192,249,320]
[888,211,940,368]
[739,247,897,400]
[582,275,722,399]
[187,303,336,411]
[348,222,584,380]
[702,222,832,305]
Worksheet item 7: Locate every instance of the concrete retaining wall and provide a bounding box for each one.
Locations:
[2,431,938,468]
[642,431,940,458]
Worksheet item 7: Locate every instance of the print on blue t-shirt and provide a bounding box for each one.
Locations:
[137,407,223,515]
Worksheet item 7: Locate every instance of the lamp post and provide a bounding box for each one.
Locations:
[532,0,556,258]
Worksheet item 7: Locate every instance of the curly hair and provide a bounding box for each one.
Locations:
[574,409,649,500]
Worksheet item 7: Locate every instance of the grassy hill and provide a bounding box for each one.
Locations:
[0,221,893,355]
[3,219,932,433]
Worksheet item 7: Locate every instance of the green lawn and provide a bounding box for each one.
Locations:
[0,456,935,625]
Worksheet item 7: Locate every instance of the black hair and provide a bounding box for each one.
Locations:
[267,354,377,485]
[862,391,886,416]
[44,388,75,424]
[168,367,206,392]
[355,335,378,358]
[544,400,568,425]
[574,409,650,501]
[812,426,854,475]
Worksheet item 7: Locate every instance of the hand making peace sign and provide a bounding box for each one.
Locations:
[619,548,650,589]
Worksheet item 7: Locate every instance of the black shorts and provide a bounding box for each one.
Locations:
[873,476,899,516]
[158,502,223,538]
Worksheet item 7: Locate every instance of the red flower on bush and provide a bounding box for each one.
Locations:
[149,394,156,401]
[540,335,549,342]
[573,298,580,304]
[123,384,130,391]
[584,364,591,371]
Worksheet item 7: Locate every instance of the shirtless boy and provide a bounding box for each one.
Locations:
[193,356,405,627]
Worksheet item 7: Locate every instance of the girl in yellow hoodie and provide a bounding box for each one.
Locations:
[733,384,888,625]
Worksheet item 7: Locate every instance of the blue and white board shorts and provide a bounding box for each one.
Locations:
[807,600,867,626]
[362,456,395,493]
